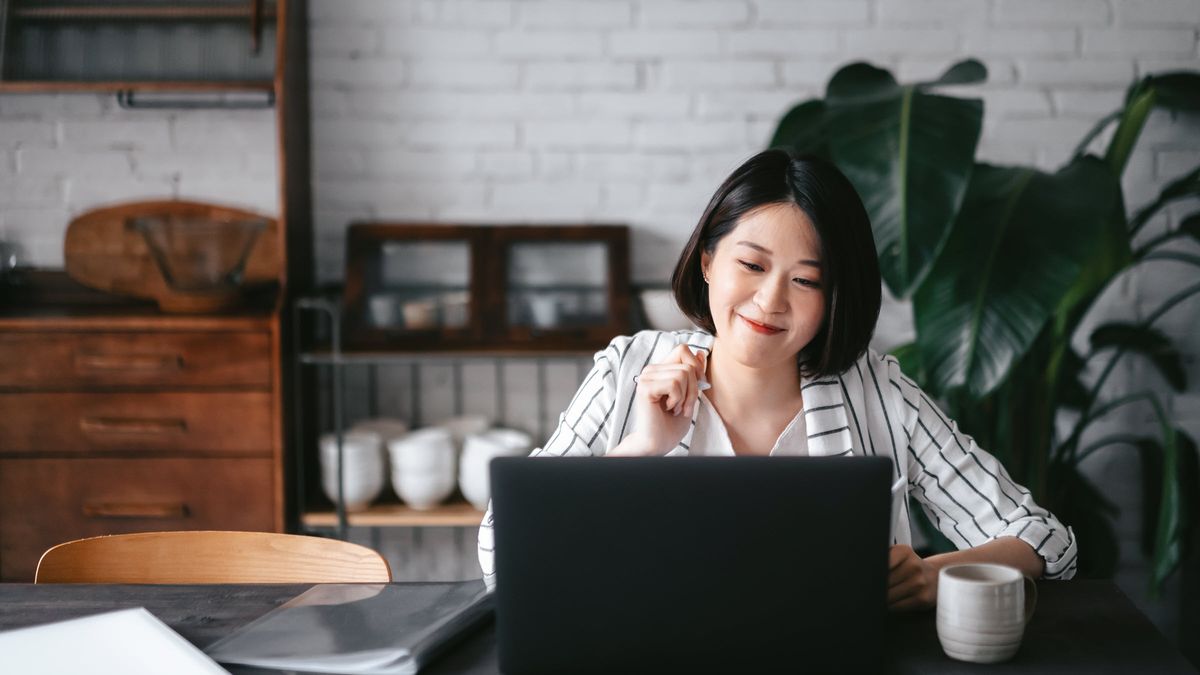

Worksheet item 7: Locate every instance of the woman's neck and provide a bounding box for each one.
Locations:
[705,339,803,418]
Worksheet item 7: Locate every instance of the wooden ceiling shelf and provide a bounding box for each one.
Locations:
[12,4,277,21]
[0,1,278,87]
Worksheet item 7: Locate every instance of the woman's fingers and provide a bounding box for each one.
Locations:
[663,346,706,415]
[887,573,921,604]
[637,370,688,413]
[633,345,709,418]
[677,349,705,416]
[639,364,698,415]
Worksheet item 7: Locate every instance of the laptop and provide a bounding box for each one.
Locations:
[489,456,893,674]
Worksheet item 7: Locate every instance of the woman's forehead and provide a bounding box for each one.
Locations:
[723,203,821,259]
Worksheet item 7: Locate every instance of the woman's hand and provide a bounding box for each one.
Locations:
[611,345,707,456]
[888,544,938,611]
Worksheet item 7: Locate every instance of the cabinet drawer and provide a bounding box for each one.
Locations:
[0,331,271,389]
[0,457,275,581]
[0,392,273,454]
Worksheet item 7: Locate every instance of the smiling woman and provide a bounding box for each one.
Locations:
[478,149,1077,610]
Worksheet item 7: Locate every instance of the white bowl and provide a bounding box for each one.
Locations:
[433,414,491,448]
[387,428,458,509]
[388,428,456,471]
[459,429,533,510]
[350,417,409,446]
[639,289,694,331]
[394,471,458,510]
[318,431,386,512]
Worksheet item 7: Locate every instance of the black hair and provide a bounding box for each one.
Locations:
[670,149,881,379]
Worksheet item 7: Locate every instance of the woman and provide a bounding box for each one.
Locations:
[478,150,1077,609]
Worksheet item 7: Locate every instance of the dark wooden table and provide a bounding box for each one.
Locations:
[0,580,1193,674]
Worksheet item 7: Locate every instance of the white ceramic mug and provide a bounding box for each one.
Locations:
[387,428,457,510]
[937,563,1038,664]
[318,430,386,512]
[459,428,532,510]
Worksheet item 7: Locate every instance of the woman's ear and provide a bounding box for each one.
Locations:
[700,250,712,283]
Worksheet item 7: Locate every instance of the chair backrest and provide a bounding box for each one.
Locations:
[35,531,392,584]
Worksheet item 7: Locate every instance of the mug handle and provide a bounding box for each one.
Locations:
[1023,576,1038,623]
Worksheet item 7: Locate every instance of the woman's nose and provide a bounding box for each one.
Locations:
[753,276,788,314]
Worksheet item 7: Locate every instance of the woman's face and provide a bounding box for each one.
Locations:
[701,202,826,372]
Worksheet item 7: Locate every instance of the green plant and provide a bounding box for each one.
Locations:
[770,60,1200,594]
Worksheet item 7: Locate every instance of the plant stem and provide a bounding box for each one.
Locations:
[1072,110,1121,161]
[1143,252,1200,267]
[1075,433,1148,464]
[1133,230,1186,257]
[1063,281,1200,459]
[1105,87,1156,178]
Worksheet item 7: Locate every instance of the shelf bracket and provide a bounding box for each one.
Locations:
[116,89,275,110]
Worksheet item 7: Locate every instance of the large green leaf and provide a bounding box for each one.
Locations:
[1108,72,1200,177]
[1090,323,1187,391]
[918,59,988,88]
[823,61,984,297]
[1126,71,1200,112]
[768,99,830,159]
[913,157,1120,397]
[1141,422,1195,594]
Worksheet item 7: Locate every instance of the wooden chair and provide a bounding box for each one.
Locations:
[34,531,392,584]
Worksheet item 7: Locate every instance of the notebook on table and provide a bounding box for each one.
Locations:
[203,582,492,675]
[490,456,893,674]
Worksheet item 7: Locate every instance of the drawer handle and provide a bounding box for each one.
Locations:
[80,417,188,435]
[82,502,190,519]
[75,353,184,374]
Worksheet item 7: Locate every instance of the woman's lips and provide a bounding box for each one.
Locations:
[740,315,783,335]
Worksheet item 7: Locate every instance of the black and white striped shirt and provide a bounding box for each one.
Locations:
[478,329,1078,589]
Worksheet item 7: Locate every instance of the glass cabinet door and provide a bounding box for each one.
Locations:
[372,241,471,332]
[505,241,608,331]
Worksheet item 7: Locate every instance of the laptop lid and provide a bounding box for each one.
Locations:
[490,456,892,675]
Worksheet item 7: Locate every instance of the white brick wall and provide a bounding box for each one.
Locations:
[0,96,277,262]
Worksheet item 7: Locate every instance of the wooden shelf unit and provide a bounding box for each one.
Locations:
[0,0,280,90]
[302,501,486,529]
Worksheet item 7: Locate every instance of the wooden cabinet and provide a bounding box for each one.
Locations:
[342,224,631,351]
[0,0,313,579]
[0,457,275,580]
[0,283,285,581]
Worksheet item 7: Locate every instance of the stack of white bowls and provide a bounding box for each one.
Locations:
[435,414,490,448]
[459,429,532,510]
[349,417,409,448]
[387,428,458,510]
[318,430,386,512]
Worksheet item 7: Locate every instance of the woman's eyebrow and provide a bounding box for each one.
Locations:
[735,240,821,268]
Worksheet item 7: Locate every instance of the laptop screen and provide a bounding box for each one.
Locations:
[491,456,892,674]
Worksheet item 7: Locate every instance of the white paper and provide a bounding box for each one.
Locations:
[0,607,229,675]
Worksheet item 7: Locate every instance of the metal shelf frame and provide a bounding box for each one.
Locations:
[291,294,593,540]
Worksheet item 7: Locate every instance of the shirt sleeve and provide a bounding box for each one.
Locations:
[891,358,1078,580]
[477,340,621,590]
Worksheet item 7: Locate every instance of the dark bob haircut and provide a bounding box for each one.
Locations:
[671,149,881,379]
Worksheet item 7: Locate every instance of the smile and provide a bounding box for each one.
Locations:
[739,315,784,335]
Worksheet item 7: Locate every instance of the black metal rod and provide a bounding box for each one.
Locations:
[116,89,274,110]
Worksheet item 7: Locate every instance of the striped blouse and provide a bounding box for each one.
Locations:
[478,329,1078,590]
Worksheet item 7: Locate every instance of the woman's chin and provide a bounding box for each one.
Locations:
[721,332,796,369]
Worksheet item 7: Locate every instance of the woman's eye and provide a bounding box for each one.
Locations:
[738,260,764,272]
[794,278,821,288]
